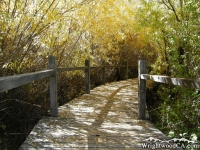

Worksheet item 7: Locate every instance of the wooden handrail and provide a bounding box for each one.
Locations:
[138,60,200,120]
[0,69,54,93]
[57,67,87,72]
[141,74,200,89]
[0,56,137,117]
[57,65,136,70]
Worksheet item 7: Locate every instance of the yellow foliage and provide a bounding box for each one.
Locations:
[0,0,157,71]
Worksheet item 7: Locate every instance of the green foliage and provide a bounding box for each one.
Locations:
[139,0,200,141]
[137,0,200,77]
[157,85,200,137]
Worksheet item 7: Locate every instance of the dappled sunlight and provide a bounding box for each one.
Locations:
[20,79,169,149]
[101,122,143,130]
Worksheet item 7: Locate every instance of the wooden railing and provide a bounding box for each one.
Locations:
[0,56,136,117]
[138,60,200,120]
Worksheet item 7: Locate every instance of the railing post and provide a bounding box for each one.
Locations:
[138,60,147,120]
[125,61,128,79]
[102,61,106,84]
[85,60,90,94]
[48,56,58,117]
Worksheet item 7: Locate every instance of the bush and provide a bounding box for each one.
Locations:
[147,83,200,141]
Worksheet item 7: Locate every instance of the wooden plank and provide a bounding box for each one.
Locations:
[20,79,172,150]
[91,65,119,68]
[57,67,87,72]
[0,69,54,93]
[49,56,58,117]
[88,65,137,69]
[104,65,123,68]
[90,66,103,69]
[141,74,200,89]
[57,65,137,72]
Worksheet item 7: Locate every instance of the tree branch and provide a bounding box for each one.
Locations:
[167,0,181,22]
[162,0,181,22]
[162,0,172,10]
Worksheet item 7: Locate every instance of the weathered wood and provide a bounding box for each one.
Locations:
[48,56,58,117]
[20,79,171,150]
[102,61,106,84]
[85,60,90,94]
[91,65,136,69]
[108,65,125,68]
[57,67,87,72]
[0,62,136,93]
[90,66,103,69]
[138,60,147,120]
[125,61,128,79]
[0,70,54,93]
[141,74,200,89]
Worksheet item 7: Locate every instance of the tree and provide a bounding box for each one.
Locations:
[136,0,200,77]
[136,0,200,140]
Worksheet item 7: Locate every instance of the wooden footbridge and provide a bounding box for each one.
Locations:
[1,56,199,149]
[19,79,169,149]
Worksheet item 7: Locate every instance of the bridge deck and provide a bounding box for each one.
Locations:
[20,79,169,149]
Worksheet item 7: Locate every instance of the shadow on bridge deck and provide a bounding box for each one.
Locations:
[20,79,176,150]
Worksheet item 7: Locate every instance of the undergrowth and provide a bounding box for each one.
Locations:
[147,82,200,143]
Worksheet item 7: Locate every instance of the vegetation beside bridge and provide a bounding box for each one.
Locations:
[0,0,199,149]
